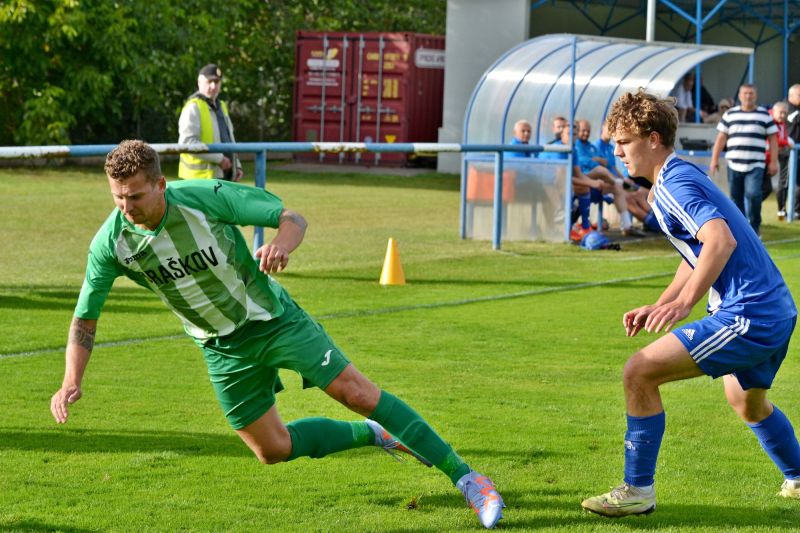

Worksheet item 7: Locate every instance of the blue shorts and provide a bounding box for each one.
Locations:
[673,312,796,390]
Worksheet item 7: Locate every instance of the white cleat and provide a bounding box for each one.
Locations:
[582,482,656,517]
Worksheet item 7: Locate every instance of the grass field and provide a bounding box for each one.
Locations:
[1,161,799,532]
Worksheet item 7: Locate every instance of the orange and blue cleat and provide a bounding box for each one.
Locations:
[457,470,505,529]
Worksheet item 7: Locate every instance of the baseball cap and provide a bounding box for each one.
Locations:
[199,64,223,80]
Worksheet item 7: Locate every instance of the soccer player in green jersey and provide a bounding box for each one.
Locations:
[50,140,504,529]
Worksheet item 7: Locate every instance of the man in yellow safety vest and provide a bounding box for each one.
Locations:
[178,64,243,181]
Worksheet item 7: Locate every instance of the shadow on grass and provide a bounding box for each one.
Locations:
[0,428,249,457]
[377,488,798,531]
[0,522,96,533]
[0,286,163,313]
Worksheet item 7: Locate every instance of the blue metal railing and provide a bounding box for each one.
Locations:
[3,141,791,251]
[0,141,563,251]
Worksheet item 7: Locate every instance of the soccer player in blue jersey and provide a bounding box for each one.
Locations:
[50,140,504,529]
[582,90,800,517]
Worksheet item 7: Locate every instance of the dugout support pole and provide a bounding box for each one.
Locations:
[253,150,267,250]
[789,147,797,222]
[492,151,504,250]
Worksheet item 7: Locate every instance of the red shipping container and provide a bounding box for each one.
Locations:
[293,31,445,165]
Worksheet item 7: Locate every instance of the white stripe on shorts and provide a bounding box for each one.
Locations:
[691,316,750,364]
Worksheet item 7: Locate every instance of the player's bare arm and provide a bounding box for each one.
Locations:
[51,317,97,423]
[255,209,308,274]
[768,133,779,176]
[623,261,692,336]
[709,132,728,174]
[645,218,736,333]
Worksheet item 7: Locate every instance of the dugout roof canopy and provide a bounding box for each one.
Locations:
[463,34,753,146]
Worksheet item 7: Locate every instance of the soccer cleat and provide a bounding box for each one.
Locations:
[570,224,593,242]
[777,210,787,221]
[365,419,432,467]
[456,471,505,529]
[581,482,656,517]
[779,478,800,499]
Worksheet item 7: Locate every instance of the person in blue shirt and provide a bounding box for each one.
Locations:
[582,89,800,517]
[506,120,533,158]
[540,124,605,240]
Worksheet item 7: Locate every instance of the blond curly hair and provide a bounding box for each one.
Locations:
[606,89,679,149]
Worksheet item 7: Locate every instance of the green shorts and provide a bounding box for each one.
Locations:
[197,291,350,429]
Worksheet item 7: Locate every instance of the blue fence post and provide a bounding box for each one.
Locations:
[788,147,797,222]
[492,151,504,250]
[253,150,267,250]
[460,155,469,239]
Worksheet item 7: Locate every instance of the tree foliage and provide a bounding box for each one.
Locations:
[0,0,446,146]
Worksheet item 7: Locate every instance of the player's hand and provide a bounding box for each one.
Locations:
[220,157,233,171]
[643,300,692,334]
[768,161,778,177]
[50,384,82,424]
[233,168,243,182]
[708,162,718,175]
[623,305,654,337]
[255,244,289,274]
[592,179,604,189]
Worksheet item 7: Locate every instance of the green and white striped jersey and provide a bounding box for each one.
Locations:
[75,179,286,340]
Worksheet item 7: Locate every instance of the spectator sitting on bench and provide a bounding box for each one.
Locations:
[540,124,607,241]
[506,120,533,158]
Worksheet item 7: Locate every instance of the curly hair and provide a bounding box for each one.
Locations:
[606,89,679,149]
[104,140,162,183]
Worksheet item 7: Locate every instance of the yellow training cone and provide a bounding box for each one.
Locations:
[379,238,406,286]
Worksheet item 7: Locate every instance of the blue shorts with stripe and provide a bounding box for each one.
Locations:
[673,312,796,390]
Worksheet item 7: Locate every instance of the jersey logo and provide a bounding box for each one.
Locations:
[123,250,148,264]
[681,328,695,341]
[322,349,332,366]
[214,182,222,194]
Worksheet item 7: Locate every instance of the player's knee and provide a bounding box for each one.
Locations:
[622,354,650,390]
[339,385,377,412]
[727,398,771,424]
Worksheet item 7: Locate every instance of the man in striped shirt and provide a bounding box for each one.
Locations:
[49,140,504,529]
[710,84,778,235]
[582,90,800,517]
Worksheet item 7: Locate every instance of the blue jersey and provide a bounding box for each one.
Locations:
[651,153,796,320]
[539,140,568,160]
[506,137,532,158]
[574,139,598,174]
[593,138,621,176]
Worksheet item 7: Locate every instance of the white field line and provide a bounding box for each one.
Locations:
[4,241,800,361]
[1,271,673,360]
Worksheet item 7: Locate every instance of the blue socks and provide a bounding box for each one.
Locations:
[748,405,800,479]
[624,412,665,487]
[577,193,591,229]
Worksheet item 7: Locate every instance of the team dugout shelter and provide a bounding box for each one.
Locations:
[461,33,754,246]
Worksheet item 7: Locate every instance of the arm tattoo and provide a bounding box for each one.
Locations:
[69,318,96,353]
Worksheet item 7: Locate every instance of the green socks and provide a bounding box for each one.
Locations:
[369,390,471,484]
[286,417,373,460]
[285,391,471,486]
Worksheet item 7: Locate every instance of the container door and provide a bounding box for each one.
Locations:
[350,34,410,165]
[294,33,351,162]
